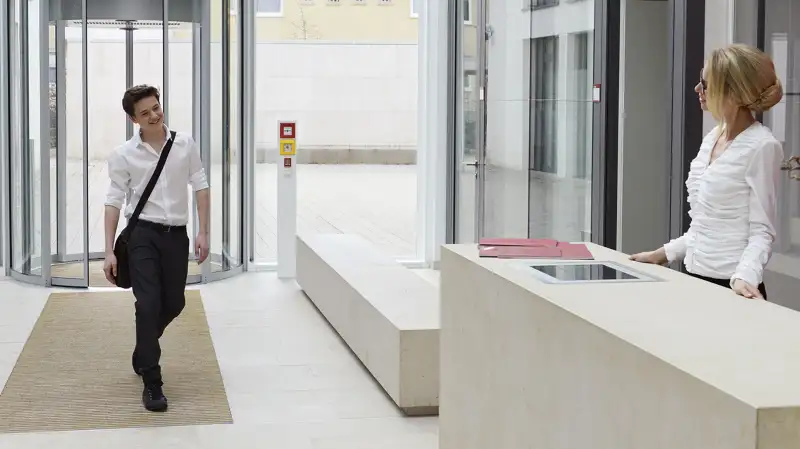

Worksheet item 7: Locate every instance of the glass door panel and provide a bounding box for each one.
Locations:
[207,0,242,278]
[84,24,128,286]
[455,0,480,243]
[480,0,530,239]
[525,1,594,242]
[755,0,800,307]
[9,0,47,282]
[49,18,89,285]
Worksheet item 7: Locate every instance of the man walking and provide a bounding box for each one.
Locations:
[103,84,210,412]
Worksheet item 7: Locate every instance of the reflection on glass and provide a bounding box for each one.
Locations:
[525,1,594,242]
[759,0,800,290]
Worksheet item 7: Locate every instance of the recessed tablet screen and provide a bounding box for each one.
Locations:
[528,263,637,281]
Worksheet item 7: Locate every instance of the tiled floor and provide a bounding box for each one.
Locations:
[0,273,439,448]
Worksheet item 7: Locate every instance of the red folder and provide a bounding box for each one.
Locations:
[479,238,558,248]
[480,245,562,259]
[556,242,594,260]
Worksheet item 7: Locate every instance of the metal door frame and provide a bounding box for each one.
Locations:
[5,0,52,287]
[474,0,487,241]
[202,0,247,283]
[0,0,8,273]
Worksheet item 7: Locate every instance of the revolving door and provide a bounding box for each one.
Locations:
[4,0,246,287]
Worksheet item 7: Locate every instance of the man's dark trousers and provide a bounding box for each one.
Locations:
[129,220,189,387]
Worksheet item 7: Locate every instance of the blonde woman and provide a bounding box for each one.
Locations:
[630,44,784,300]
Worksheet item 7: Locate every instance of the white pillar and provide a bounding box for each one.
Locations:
[277,121,297,278]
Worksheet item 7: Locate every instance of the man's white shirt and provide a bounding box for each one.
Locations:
[104,125,209,226]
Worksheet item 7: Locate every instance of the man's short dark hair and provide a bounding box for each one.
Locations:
[122,84,161,118]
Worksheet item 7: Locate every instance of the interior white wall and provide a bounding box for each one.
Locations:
[63,35,418,161]
[616,0,670,254]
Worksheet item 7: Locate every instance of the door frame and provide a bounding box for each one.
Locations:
[201,0,248,283]
[0,0,9,273]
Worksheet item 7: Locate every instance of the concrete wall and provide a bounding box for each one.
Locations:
[61,34,418,163]
[615,0,670,254]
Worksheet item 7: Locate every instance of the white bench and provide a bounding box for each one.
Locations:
[296,233,439,415]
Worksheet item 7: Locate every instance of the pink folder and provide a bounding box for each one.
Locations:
[556,242,594,260]
[480,245,562,259]
[479,238,558,248]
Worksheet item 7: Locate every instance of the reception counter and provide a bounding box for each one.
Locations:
[439,243,800,449]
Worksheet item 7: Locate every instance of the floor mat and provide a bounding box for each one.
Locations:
[0,290,232,433]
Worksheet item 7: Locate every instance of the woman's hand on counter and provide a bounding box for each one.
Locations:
[629,247,668,266]
[732,278,763,299]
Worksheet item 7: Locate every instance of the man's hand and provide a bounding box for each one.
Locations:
[732,278,763,299]
[195,232,209,264]
[103,253,118,285]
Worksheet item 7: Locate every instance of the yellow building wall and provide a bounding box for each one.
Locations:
[203,0,420,42]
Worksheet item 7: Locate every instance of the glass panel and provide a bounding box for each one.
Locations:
[523,0,593,241]
[253,0,420,263]
[169,21,197,270]
[9,0,31,275]
[209,0,242,272]
[228,2,242,268]
[527,29,593,241]
[50,19,88,281]
[455,0,479,242]
[10,0,45,277]
[751,0,800,306]
[481,0,529,239]
[87,25,127,260]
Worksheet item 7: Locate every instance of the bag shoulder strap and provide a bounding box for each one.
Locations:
[129,130,177,228]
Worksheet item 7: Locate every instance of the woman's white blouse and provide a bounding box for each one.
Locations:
[663,122,784,287]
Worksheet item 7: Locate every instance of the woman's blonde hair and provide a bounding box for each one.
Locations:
[705,43,783,121]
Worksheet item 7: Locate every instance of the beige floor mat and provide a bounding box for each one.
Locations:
[0,290,232,433]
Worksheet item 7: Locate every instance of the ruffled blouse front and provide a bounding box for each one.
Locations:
[663,122,784,287]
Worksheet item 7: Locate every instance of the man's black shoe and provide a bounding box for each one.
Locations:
[142,384,168,412]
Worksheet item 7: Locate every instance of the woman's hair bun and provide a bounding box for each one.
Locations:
[751,79,783,113]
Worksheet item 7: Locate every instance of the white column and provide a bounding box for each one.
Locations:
[420,0,449,265]
[277,122,297,278]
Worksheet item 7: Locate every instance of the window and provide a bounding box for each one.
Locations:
[257,0,282,14]
[532,0,558,8]
[530,35,559,174]
[412,0,471,23]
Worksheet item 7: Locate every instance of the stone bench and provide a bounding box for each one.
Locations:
[296,233,439,415]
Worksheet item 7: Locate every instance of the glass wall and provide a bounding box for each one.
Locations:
[251,0,421,265]
[456,0,596,242]
[724,0,800,308]
[8,0,45,279]
[2,0,247,286]
[2,0,426,284]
